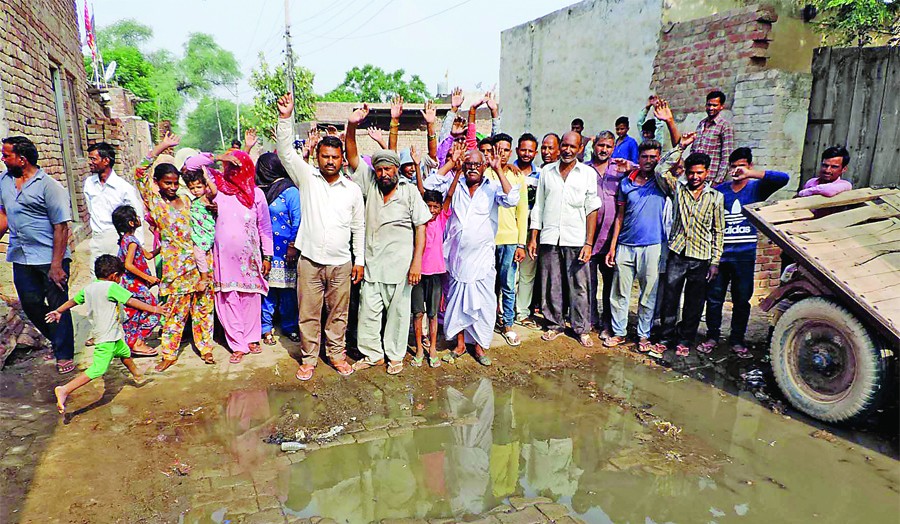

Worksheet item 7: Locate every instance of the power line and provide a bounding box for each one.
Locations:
[299,0,401,56]
[294,0,366,30]
[294,0,387,46]
[239,0,272,62]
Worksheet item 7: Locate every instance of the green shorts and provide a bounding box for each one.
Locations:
[85,339,131,379]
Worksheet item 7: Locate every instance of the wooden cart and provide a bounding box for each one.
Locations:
[743,188,899,423]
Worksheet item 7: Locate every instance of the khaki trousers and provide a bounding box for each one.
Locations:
[357,280,412,363]
[297,256,352,366]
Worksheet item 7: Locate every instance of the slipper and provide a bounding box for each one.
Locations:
[56,360,75,375]
[130,348,159,357]
[442,349,466,363]
[599,329,612,341]
[295,364,315,381]
[649,342,668,359]
[517,317,540,330]
[636,338,653,353]
[201,353,216,365]
[248,343,262,354]
[262,332,276,346]
[474,353,492,367]
[351,358,384,372]
[332,358,354,376]
[428,355,442,368]
[579,334,594,348]
[410,355,424,368]
[675,344,690,357]
[84,337,95,347]
[603,335,625,348]
[696,339,717,354]
[387,361,403,375]
[732,344,753,359]
[502,330,521,347]
[541,329,562,341]
[229,352,245,364]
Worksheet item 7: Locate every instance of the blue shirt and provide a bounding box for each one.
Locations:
[715,170,790,262]
[0,169,73,264]
[612,136,639,164]
[616,172,667,247]
[267,186,302,287]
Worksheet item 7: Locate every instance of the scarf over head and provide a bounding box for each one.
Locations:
[255,152,295,205]
[212,150,256,209]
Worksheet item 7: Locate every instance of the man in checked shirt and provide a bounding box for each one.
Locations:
[657,91,734,185]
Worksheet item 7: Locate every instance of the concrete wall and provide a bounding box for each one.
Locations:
[499,0,663,141]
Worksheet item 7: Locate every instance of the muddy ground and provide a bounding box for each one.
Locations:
[0,244,897,524]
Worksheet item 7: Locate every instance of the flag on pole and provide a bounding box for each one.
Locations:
[84,1,96,57]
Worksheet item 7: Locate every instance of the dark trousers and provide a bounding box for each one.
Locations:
[12,261,74,361]
[540,245,591,335]
[589,252,615,331]
[659,251,710,345]
[705,259,755,345]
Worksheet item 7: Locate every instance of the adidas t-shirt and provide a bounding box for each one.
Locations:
[714,170,790,262]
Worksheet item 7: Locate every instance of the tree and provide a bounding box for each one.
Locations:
[809,0,900,46]
[146,50,184,125]
[178,33,241,95]
[95,19,153,50]
[183,96,252,153]
[320,65,430,103]
[248,55,316,139]
[101,46,156,121]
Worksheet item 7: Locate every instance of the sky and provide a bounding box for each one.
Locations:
[84,0,578,103]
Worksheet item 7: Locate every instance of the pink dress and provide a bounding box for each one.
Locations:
[422,207,450,275]
[212,189,274,354]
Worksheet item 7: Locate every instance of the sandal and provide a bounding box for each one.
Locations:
[732,344,753,359]
[295,364,315,381]
[56,359,75,374]
[428,355,442,368]
[502,330,521,347]
[517,317,540,330]
[262,332,276,346]
[351,358,384,372]
[474,353,492,367]
[387,361,403,375]
[229,352,245,364]
[287,332,301,343]
[696,339,717,354]
[541,329,562,341]
[649,342,668,359]
[410,355,425,368]
[43,352,55,362]
[675,344,690,357]
[599,329,612,341]
[579,334,594,348]
[332,358,354,376]
[248,343,262,354]
[201,353,216,365]
[84,337,95,347]
[442,349,466,363]
[603,335,625,348]
[637,338,653,353]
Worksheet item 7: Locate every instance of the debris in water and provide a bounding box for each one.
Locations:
[171,460,191,476]
[741,369,766,389]
[811,429,838,443]
[281,442,308,452]
[766,477,787,490]
[314,425,344,441]
[655,420,682,438]
[178,407,202,417]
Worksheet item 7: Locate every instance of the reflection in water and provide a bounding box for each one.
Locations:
[209,359,899,524]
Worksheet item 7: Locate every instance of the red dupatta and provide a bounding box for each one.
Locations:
[212,150,256,209]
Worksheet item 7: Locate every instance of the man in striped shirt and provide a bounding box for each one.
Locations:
[653,133,725,357]
[691,91,734,185]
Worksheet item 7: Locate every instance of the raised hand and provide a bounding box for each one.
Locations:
[449,141,465,166]
[484,91,498,112]
[450,87,464,111]
[349,103,370,125]
[679,131,697,148]
[390,95,404,120]
[277,93,294,119]
[451,116,466,136]
[244,128,258,150]
[654,99,674,122]
[217,153,241,167]
[159,131,181,149]
[409,144,421,166]
[367,127,384,143]
[420,99,436,124]
[489,145,503,172]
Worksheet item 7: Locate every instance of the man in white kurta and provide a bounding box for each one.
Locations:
[425,150,519,365]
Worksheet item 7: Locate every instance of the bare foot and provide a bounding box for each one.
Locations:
[54,386,67,414]
[155,359,176,372]
[132,374,147,385]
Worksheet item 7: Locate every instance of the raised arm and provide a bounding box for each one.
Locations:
[421,100,438,161]
[275,93,313,187]
[367,127,387,150]
[655,99,682,146]
[655,132,695,196]
[485,91,501,136]
[439,87,464,142]
[467,98,484,151]
[345,104,370,172]
[388,96,403,151]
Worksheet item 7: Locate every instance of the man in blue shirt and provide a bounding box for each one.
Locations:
[0,136,75,374]
[611,116,639,164]
[697,147,789,358]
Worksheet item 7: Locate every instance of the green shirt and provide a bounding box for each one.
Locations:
[74,281,133,344]
[191,197,216,252]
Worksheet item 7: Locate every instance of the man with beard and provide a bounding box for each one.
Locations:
[345,105,431,375]
[425,150,519,366]
[276,94,365,381]
[84,142,144,277]
[0,136,76,374]
[586,131,632,339]
[528,132,601,348]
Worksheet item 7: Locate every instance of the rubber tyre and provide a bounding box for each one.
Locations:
[770,297,888,423]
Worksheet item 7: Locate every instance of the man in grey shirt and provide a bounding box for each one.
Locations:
[0,136,76,373]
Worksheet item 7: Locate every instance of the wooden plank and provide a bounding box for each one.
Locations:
[869,47,900,188]
[822,48,864,185]
[857,284,900,304]
[805,239,900,262]
[827,252,900,280]
[842,273,900,294]
[869,296,900,322]
[749,187,895,216]
[796,218,900,244]
[844,46,890,189]
[878,193,900,213]
[782,201,900,235]
[800,47,833,188]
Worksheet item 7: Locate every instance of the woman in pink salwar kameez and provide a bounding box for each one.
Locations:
[210,150,274,363]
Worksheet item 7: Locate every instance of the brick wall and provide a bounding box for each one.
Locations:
[754,234,782,299]
[651,5,777,115]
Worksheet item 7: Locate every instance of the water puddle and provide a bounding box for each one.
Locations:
[193,356,899,523]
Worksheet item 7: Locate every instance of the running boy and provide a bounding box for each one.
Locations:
[49,255,163,414]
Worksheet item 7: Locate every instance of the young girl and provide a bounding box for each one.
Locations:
[180,164,218,290]
[113,205,161,357]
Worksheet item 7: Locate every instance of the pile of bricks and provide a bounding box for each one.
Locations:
[0,294,48,369]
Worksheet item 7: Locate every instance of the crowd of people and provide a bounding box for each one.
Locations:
[0,86,856,412]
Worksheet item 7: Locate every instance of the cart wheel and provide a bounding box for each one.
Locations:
[770,297,890,423]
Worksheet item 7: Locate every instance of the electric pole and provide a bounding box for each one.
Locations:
[284,0,296,136]
[235,81,241,138]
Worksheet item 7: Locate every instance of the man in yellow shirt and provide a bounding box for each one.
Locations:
[485,133,528,346]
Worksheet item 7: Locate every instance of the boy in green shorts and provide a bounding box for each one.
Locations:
[48,255,163,414]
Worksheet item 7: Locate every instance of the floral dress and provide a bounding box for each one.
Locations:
[267,186,301,288]
[117,234,160,348]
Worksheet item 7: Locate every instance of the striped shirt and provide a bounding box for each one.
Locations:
[655,147,725,265]
[693,115,734,185]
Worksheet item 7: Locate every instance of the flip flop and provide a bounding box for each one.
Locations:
[579,334,595,348]
[696,339,717,354]
[732,344,753,359]
[541,329,562,341]
[474,353,492,367]
[428,355,442,368]
[387,361,403,375]
[229,352,245,364]
[56,360,75,374]
[262,332,276,346]
[502,330,521,347]
[410,355,424,368]
[603,335,626,348]
[130,348,159,357]
[351,358,384,372]
[248,343,262,354]
[295,364,315,381]
[637,339,653,353]
[201,353,216,365]
[332,358,354,376]
[675,344,690,357]
[442,350,466,363]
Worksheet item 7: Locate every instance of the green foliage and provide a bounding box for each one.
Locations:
[179,33,241,95]
[248,56,316,139]
[101,46,156,121]
[320,65,430,103]
[95,19,153,50]
[182,96,252,153]
[808,0,900,46]
[146,50,184,124]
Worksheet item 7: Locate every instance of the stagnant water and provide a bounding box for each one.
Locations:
[199,356,899,523]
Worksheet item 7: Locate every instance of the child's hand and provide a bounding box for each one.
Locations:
[148,275,161,287]
[45,310,62,323]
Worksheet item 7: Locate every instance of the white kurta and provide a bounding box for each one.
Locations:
[424,172,519,347]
